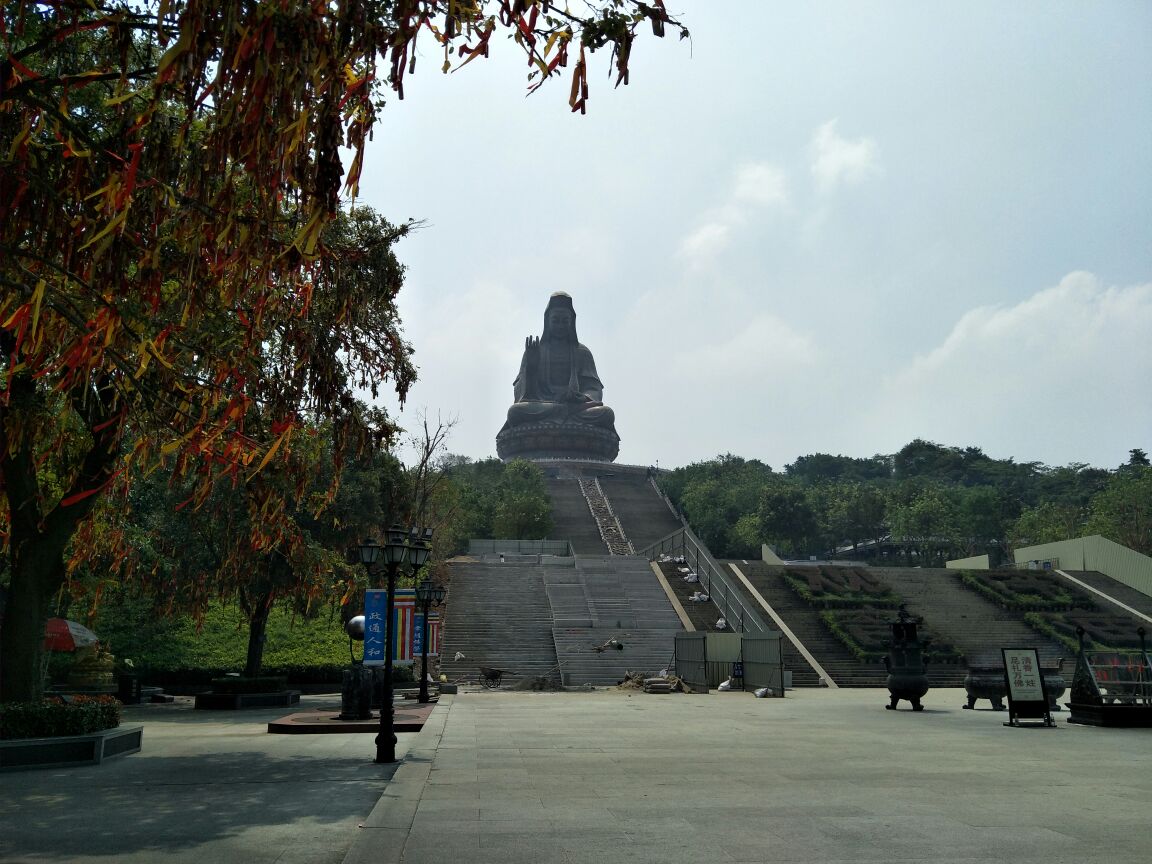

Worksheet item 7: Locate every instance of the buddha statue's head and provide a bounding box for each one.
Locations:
[543,291,577,343]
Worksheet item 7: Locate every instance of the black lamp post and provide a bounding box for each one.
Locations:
[356,525,433,765]
[414,577,446,704]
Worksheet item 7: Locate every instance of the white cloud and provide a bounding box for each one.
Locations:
[677,161,789,267]
[732,162,789,208]
[861,272,1152,464]
[669,313,820,382]
[810,119,881,193]
[678,221,732,263]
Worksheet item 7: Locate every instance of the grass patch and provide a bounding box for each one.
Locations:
[52,593,352,687]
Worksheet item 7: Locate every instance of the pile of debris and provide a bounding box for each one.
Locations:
[618,670,684,694]
[512,675,565,691]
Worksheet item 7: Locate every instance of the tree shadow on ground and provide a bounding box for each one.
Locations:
[0,750,399,860]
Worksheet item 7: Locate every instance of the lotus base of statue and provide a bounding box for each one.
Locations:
[496,419,619,462]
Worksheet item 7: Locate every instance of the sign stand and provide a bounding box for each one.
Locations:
[1001,647,1056,728]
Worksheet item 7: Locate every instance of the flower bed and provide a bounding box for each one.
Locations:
[819,609,964,664]
[0,695,121,740]
[1023,611,1145,654]
[782,566,902,609]
[957,570,1096,612]
[0,696,139,771]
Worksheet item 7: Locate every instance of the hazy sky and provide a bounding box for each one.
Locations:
[358,1,1152,472]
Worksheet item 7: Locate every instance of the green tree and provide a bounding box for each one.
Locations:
[1086,467,1152,555]
[887,485,961,567]
[1,1,686,703]
[492,460,552,540]
[756,483,819,559]
[1007,501,1084,554]
[825,482,887,554]
[785,453,891,483]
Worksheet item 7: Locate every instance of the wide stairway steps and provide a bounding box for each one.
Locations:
[551,557,683,686]
[873,567,1068,669]
[439,560,561,686]
[598,475,684,550]
[732,562,887,687]
[544,477,609,554]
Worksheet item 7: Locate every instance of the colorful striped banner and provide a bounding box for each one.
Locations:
[393,589,415,666]
[362,589,440,666]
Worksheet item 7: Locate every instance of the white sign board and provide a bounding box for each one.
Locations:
[1003,648,1044,702]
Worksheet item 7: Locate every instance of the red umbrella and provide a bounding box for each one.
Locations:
[43,618,100,652]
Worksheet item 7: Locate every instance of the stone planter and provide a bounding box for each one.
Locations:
[1,725,143,772]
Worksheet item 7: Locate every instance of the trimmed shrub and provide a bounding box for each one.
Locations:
[782,567,901,610]
[957,570,1095,612]
[819,610,964,664]
[1,695,121,740]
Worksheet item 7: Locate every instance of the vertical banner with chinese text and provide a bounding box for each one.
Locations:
[363,589,387,666]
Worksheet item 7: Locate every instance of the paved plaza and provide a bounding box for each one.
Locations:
[2,688,1149,863]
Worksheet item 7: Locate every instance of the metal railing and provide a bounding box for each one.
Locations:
[639,526,768,635]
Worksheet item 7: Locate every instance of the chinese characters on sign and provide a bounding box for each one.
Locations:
[361,589,441,666]
[363,589,387,667]
[1004,648,1044,702]
[1001,646,1055,727]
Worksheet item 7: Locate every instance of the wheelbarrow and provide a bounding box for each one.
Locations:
[478,666,512,689]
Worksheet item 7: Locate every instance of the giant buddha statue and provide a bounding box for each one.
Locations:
[496,292,620,462]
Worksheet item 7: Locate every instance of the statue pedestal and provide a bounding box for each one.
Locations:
[497,421,619,462]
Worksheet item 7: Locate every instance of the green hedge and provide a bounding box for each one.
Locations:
[55,595,353,686]
[1,695,121,740]
[819,610,964,664]
[957,570,1095,612]
[782,572,901,610]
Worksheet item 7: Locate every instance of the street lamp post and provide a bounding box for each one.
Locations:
[357,525,433,765]
[414,577,446,704]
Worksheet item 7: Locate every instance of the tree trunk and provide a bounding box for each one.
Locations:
[244,597,272,678]
[0,533,69,703]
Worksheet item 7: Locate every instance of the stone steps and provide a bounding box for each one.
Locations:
[438,562,561,686]
[440,554,684,688]
[733,563,882,686]
[598,475,684,550]
[871,567,1068,667]
[544,477,609,555]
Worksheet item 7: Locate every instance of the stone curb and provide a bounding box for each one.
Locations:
[341,694,453,864]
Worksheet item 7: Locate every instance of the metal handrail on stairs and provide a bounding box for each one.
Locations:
[638,526,768,635]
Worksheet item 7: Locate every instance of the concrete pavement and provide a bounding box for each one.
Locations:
[346,687,1152,864]
[3,688,1150,863]
[0,695,411,864]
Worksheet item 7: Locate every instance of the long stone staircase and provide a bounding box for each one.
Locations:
[599,475,684,549]
[551,557,683,685]
[873,567,1070,668]
[439,553,684,687]
[544,477,609,554]
[438,559,562,687]
[732,561,885,686]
